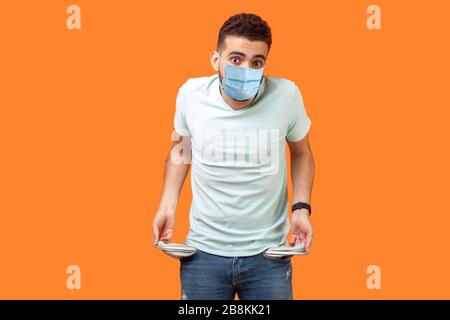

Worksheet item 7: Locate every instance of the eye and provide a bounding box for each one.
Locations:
[231,57,240,64]
[253,60,264,68]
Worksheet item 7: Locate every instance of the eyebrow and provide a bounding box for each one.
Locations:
[227,51,266,61]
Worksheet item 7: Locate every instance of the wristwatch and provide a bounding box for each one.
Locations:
[292,202,311,216]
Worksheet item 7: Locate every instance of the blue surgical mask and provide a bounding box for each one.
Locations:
[219,59,264,101]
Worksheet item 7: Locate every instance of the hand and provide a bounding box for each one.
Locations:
[152,208,176,246]
[289,209,314,253]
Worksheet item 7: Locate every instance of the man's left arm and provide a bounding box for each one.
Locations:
[287,133,315,253]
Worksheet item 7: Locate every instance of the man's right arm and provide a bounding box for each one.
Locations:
[152,134,191,245]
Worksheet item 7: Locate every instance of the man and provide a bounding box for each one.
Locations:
[153,13,315,300]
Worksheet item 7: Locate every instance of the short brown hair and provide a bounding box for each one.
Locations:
[217,13,272,53]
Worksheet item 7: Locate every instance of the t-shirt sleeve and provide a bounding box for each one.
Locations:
[286,81,312,142]
[173,85,191,137]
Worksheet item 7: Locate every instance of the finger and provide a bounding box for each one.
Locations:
[152,223,160,246]
[289,235,297,246]
[160,216,175,242]
[160,232,172,242]
[160,224,174,242]
[164,230,174,241]
[298,233,306,244]
[305,233,313,252]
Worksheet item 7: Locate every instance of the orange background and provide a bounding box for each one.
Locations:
[1,0,449,299]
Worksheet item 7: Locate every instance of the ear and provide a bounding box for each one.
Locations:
[210,50,220,71]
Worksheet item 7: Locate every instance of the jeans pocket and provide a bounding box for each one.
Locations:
[262,252,292,263]
[180,248,200,263]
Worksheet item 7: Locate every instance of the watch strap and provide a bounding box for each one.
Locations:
[292,202,311,216]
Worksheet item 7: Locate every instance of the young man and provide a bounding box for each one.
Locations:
[153,13,315,300]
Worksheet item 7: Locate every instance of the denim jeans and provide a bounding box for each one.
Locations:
[180,249,293,300]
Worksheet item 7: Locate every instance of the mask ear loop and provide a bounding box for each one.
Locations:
[218,56,225,91]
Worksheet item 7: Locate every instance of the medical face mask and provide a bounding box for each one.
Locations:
[219,59,264,101]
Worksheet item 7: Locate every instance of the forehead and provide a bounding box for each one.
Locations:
[222,35,268,58]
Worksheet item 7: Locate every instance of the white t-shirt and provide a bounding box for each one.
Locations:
[174,73,311,257]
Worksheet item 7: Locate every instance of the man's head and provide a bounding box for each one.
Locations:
[211,13,272,101]
[217,13,272,55]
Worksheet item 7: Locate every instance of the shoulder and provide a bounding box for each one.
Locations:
[178,74,218,95]
[265,76,299,95]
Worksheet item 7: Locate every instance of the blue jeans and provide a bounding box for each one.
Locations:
[180,249,293,300]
